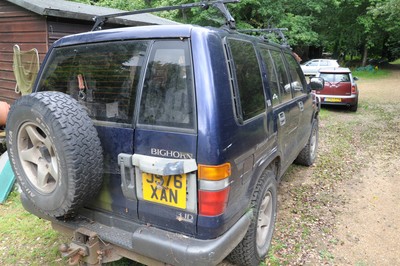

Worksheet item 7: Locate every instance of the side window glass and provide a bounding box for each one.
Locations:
[38,41,149,125]
[320,60,328,66]
[259,47,280,106]
[269,50,292,103]
[308,60,319,66]
[284,53,307,97]
[228,39,265,121]
[138,40,195,129]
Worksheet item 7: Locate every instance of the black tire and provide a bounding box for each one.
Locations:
[350,103,358,112]
[6,92,103,217]
[228,169,277,266]
[294,118,319,166]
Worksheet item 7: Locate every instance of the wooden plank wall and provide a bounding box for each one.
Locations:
[0,1,130,104]
[0,1,47,103]
[47,19,93,47]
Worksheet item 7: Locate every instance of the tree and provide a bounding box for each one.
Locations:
[70,0,399,64]
[368,0,400,61]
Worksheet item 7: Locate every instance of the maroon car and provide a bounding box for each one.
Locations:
[316,67,359,111]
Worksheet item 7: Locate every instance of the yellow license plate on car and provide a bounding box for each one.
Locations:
[142,173,186,209]
[325,97,342,102]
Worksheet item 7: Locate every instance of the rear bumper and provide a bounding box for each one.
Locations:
[21,192,252,265]
[317,94,358,106]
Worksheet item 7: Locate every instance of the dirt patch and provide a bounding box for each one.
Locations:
[333,157,400,265]
[331,70,400,265]
[266,68,400,265]
[360,66,400,104]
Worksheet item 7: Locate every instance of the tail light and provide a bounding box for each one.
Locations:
[198,163,231,216]
[351,85,357,94]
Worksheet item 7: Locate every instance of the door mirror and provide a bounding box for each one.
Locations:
[309,77,324,91]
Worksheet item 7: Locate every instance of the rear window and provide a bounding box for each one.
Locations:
[37,39,195,130]
[138,40,195,130]
[38,41,150,125]
[320,73,350,82]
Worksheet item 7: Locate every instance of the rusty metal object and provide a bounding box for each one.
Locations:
[59,227,124,265]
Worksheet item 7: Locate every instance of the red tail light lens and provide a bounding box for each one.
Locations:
[351,85,357,94]
[198,187,230,216]
[198,163,231,216]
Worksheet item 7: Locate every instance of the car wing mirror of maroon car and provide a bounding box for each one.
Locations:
[309,77,324,91]
[354,76,359,81]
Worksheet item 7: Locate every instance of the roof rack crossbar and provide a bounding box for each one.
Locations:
[92,0,239,31]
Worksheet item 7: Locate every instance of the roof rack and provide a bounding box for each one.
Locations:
[92,0,239,31]
[238,28,290,48]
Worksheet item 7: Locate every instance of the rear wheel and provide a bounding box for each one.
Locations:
[295,118,319,166]
[350,103,358,112]
[228,169,277,266]
[6,92,103,217]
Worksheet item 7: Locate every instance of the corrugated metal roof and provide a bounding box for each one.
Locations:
[7,0,179,26]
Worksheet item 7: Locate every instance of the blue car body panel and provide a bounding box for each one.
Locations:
[23,23,319,265]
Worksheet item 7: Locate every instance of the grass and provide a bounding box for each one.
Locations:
[391,58,400,64]
[351,57,399,79]
[352,68,390,79]
[0,191,69,265]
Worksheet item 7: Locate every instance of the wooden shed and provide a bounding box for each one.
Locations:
[0,0,177,104]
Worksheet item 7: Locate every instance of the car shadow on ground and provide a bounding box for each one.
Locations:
[320,105,355,113]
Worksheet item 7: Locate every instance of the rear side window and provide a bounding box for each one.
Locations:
[320,60,328,66]
[38,41,149,125]
[269,50,292,103]
[138,40,195,130]
[307,60,319,66]
[259,47,280,106]
[284,53,307,97]
[228,39,265,121]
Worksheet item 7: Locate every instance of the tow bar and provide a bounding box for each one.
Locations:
[59,228,121,265]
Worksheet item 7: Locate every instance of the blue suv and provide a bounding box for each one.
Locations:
[6,4,323,265]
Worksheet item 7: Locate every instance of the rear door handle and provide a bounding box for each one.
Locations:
[298,101,304,111]
[278,112,286,126]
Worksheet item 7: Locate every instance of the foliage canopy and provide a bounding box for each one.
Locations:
[72,0,400,64]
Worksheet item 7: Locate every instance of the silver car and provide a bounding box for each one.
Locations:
[301,59,339,76]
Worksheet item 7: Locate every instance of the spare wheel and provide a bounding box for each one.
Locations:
[6,92,103,217]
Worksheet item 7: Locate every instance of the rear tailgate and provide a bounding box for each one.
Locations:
[318,72,352,102]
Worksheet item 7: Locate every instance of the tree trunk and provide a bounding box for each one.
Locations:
[361,43,368,67]
[144,0,152,7]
